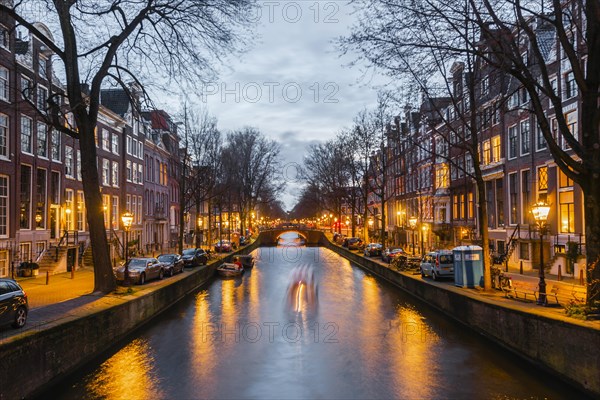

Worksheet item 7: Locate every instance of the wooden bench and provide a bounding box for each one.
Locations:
[502,281,537,302]
[535,285,560,305]
[571,285,587,303]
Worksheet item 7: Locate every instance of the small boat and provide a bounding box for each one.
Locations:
[236,255,254,269]
[217,262,244,277]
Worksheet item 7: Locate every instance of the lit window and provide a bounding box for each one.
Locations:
[491,135,501,162]
[559,191,575,233]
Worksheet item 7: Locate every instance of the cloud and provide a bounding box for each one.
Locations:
[153,1,389,209]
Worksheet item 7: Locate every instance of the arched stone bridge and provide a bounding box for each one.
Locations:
[257,228,325,246]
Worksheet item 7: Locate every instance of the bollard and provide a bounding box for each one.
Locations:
[557,264,562,281]
[579,269,584,285]
[71,267,74,279]
[46,270,49,285]
[519,260,523,275]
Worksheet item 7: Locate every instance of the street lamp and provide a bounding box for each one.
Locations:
[532,201,551,306]
[121,211,134,286]
[421,224,428,255]
[409,217,417,255]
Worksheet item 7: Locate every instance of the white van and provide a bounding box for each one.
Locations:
[420,250,454,280]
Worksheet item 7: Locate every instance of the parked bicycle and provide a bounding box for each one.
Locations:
[491,267,511,290]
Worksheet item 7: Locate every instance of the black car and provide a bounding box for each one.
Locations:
[181,248,208,267]
[157,254,185,276]
[343,237,364,250]
[0,278,28,329]
[364,243,383,257]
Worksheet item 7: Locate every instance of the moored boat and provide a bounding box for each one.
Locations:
[236,255,254,269]
[217,262,244,277]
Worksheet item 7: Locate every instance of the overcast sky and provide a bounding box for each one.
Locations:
[154,1,389,210]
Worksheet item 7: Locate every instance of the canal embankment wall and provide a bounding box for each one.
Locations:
[0,242,260,400]
[321,238,600,398]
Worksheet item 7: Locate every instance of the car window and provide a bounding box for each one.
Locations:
[183,249,195,255]
[439,255,453,264]
[158,255,173,262]
[128,259,146,267]
[0,281,10,295]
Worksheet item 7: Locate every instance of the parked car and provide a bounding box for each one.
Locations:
[0,278,28,329]
[420,250,454,280]
[157,254,185,276]
[382,247,405,263]
[181,248,208,267]
[343,237,363,250]
[333,233,345,245]
[114,257,165,285]
[364,243,383,257]
[214,240,233,253]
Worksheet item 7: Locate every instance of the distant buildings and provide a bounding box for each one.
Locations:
[0,19,184,276]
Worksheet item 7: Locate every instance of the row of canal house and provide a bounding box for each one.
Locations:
[0,19,182,277]
[380,8,586,277]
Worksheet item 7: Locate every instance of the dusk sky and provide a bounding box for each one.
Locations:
[154,1,390,209]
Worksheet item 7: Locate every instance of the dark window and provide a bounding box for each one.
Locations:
[20,165,31,229]
[509,174,518,225]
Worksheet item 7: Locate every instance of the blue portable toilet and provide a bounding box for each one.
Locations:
[453,245,484,288]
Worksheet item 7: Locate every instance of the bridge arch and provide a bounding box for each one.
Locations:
[257,229,324,246]
[275,230,308,241]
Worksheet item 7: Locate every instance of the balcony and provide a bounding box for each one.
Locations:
[154,205,166,220]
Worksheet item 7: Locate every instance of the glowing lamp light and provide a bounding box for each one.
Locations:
[408,217,417,229]
[531,202,551,223]
[35,214,42,223]
[121,211,134,231]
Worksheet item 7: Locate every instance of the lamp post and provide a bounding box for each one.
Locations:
[409,217,417,255]
[532,201,551,306]
[121,211,134,286]
[197,216,203,248]
[421,224,428,255]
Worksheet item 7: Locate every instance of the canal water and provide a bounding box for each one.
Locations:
[50,233,580,399]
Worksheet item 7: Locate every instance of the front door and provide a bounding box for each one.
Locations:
[50,206,59,239]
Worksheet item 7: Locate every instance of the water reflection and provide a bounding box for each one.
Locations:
[84,338,163,400]
[51,237,583,399]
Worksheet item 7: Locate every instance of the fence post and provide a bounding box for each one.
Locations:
[579,269,584,285]
[45,271,49,285]
[557,264,562,281]
[71,266,74,279]
[519,260,523,275]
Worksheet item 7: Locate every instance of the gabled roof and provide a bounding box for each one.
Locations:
[536,22,556,63]
[101,89,131,117]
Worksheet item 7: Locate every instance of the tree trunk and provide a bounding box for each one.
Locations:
[584,181,600,304]
[195,201,201,248]
[207,198,212,249]
[476,177,492,291]
[79,122,115,293]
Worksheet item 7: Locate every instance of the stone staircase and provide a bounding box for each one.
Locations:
[82,245,93,268]
[37,245,68,274]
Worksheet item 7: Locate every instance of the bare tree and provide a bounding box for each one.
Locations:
[340,0,597,295]
[303,137,352,232]
[1,0,254,292]
[186,107,223,249]
[222,127,284,234]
